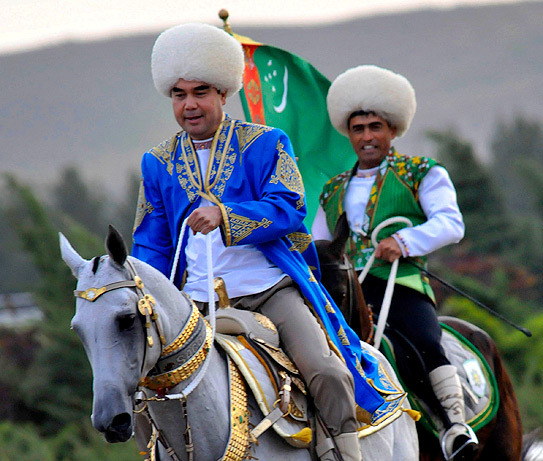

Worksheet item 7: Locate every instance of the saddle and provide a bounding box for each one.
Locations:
[212,308,410,450]
[214,307,311,448]
[378,319,499,437]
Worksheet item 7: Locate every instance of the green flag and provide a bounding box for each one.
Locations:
[236,35,353,226]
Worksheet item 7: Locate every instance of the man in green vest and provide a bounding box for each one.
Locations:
[312,65,478,460]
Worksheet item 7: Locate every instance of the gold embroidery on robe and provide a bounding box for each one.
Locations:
[207,120,237,200]
[236,123,272,155]
[176,163,199,202]
[133,180,154,232]
[270,140,305,210]
[338,326,350,346]
[287,232,312,253]
[149,134,177,176]
[209,144,237,199]
[225,206,272,244]
[325,300,335,314]
[175,133,202,203]
[355,356,366,378]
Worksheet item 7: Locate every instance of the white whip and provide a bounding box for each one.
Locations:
[358,217,413,349]
[170,221,187,283]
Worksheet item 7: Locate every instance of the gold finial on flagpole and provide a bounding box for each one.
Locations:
[218,9,232,34]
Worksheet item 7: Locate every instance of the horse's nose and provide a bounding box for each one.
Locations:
[105,413,133,443]
[93,410,133,442]
[91,383,133,441]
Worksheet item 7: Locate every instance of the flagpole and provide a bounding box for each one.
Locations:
[218,9,232,34]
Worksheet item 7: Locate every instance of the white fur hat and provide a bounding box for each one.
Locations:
[327,65,416,137]
[151,23,244,98]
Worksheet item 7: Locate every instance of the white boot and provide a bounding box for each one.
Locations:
[429,365,478,460]
[333,432,362,461]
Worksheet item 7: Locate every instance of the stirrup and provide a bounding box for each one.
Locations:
[441,423,478,460]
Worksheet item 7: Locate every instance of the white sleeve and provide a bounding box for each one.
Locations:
[311,205,333,241]
[395,166,464,256]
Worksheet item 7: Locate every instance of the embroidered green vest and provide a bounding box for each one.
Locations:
[320,149,438,302]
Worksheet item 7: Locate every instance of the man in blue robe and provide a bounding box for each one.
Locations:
[132,23,406,460]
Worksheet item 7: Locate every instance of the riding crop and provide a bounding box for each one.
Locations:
[404,259,532,337]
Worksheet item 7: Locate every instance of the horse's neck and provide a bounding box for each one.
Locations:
[131,258,191,339]
[134,261,233,459]
[149,347,232,460]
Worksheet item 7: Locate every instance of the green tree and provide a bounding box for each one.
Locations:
[490,116,543,274]
[110,171,140,246]
[427,129,514,255]
[52,166,108,237]
[491,115,543,214]
[1,174,139,458]
[2,174,100,432]
[0,207,39,292]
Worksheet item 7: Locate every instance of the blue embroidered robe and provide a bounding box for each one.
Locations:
[132,115,405,424]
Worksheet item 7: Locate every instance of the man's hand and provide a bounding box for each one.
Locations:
[186,206,223,234]
[374,236,402,263]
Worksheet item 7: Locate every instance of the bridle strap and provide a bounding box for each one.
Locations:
[342,254,356,328]
[73,259,167,374]
[74,279,139,302]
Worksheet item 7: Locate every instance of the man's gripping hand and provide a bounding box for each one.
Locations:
[186,206,223,234]
[374,236,402,263]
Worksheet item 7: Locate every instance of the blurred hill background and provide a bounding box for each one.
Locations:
[2,2,543,459]
[2,0,543,197]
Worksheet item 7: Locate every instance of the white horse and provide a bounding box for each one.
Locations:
[60,227,418,460]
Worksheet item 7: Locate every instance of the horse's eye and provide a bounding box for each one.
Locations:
[118,313,137,331]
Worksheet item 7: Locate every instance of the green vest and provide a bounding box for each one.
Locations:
[320,149,438,302]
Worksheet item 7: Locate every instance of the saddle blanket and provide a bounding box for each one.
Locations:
[380,321,499,436]
[215,332,413,447]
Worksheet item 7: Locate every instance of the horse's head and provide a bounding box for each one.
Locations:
[315,213,373,342]
[59,226,186,443]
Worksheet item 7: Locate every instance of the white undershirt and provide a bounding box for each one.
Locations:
[311,165,465,258]
[183,142,285,302]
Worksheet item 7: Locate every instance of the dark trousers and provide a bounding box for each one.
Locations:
[362,273,450,372]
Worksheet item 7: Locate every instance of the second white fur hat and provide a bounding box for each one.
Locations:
[327,65,416,137]
[151,23,245,98]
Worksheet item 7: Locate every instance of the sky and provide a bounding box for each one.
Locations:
[2,0,539,55]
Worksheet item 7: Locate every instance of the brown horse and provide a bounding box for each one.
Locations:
[314,214,523,461]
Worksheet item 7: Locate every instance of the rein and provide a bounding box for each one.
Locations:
[358,217,413,349]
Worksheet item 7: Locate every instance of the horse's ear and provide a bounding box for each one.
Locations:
[106,225,128,266]
[329,212,350,259]
[59,232,87,278]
